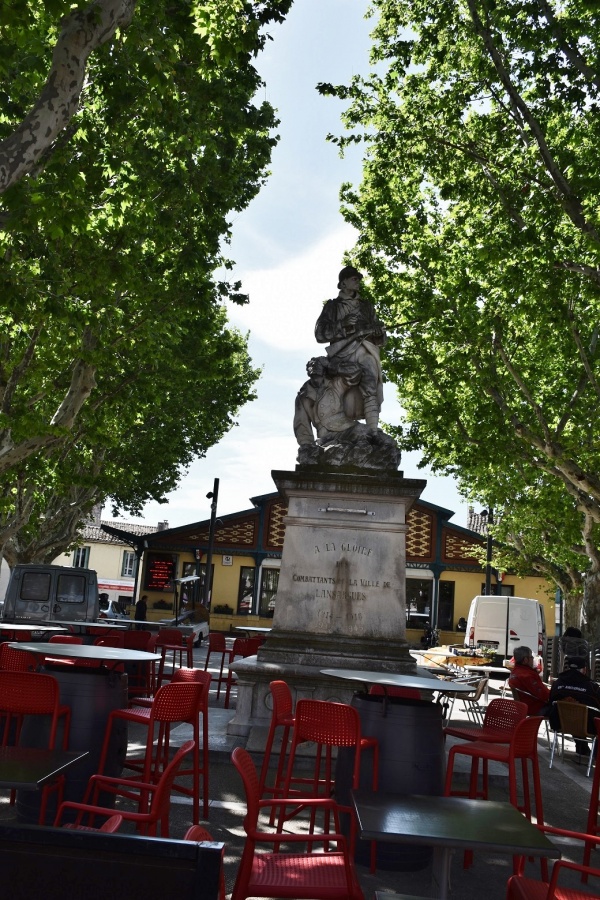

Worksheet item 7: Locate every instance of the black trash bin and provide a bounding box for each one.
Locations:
[335,692,445,871]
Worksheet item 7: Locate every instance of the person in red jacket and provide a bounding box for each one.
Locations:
[508,646,551,715]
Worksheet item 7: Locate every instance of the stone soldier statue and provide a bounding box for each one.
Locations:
[294,266,399,470]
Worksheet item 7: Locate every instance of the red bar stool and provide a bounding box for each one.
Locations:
[98,676,210,822]
[153,628,194,690]
[278,698,379,861]
[203,633,229,700]
[223,637,260,709]
[258,680,295,818]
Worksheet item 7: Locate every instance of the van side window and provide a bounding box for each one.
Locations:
[56,574,86,604]
[20,573,52,602]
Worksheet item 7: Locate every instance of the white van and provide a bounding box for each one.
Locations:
[2,564,100,624]
[465,595,546,665]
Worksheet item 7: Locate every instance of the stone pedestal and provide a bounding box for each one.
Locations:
[227,467,426,738]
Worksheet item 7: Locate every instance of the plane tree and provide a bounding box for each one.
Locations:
[0,0,290,561]
[320,0,600,636]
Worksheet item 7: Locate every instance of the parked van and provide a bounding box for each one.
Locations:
[465,594,546,665]
[2,564,99,624]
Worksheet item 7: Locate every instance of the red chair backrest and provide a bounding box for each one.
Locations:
[48,635,83,644]
[0,670,59,717]
[483,698,528,732]
[207,633,227,653]
[150,681,205,724]
[369,684,421,700]
[148,740,195,823]
[270,680,293,722]
[156,628,184,648]
[294,699,361,747]
[93,635,125,648]
[122,630,153,651]
[510,715,543,758]
[232,746,261,830]
[0,642,38,672]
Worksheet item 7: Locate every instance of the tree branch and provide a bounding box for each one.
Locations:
[0,0,137,194]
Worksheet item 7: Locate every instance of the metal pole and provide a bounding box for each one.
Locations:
[484,508,494,595]
[203,478,219,609]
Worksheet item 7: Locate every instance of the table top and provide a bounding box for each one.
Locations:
[234,626,272,634]
[320,668,478,695]
[0,623,67,632]
[351,790,560,858]
[9,642,161,662]
[463,664,510,674]
[40,620,128,630]
[0,747,89,790]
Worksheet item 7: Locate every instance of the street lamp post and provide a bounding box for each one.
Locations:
[482,508,494,596]
[203,478,219,609]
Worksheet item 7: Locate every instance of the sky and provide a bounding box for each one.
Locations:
[109,0,470,531]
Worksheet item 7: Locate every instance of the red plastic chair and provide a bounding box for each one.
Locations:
[0,671,72,824]
[224,637,260,709]
[98,677,210,822]
[184,825,226,900]
[48,635,84,644]
[258,680,295,815]
[204,633,229,700]
[443,697,527,743]
[445,716,545,823]
[231,746,365,900]
[507,824,600,898]
[0,642,39,672]
[54,739,195,837]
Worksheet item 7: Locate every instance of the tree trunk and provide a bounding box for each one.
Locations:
[583,571,600,643]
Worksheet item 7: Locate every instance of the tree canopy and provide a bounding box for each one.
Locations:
[320,0,600,634]
[0,0,292,562]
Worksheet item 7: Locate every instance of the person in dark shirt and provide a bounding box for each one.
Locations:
[549,656,600,751]
[134,594,148,630]
[508,646,550,715]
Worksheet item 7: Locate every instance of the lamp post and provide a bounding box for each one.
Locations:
[203,478,219,609]
[481,508,494,596]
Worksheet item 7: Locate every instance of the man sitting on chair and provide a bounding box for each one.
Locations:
[548,656,600,754]
[508,646,550,715]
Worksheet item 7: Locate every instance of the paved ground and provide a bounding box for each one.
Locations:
[2,641,599,899]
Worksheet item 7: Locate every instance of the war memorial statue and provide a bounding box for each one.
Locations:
[294,266,401,471]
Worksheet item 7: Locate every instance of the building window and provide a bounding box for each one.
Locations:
[259,568,279,617]
[438,581,455,630]
[481,583,514,597]
[237,567,255,615]
[73,547,90,568]
[121,551,137,578]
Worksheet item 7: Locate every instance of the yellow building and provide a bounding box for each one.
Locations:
[104,492,555,640]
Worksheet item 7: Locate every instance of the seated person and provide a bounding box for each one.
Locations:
[548,656,600,752]
[508,645,550,715]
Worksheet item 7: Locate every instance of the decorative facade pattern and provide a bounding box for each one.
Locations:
[265,500,287,551]
[442,528,482,565]
[406,506,434,561]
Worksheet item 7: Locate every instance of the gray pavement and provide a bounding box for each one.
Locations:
[2,643,599,899]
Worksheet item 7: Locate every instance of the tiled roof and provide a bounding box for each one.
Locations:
[81,520,159,544]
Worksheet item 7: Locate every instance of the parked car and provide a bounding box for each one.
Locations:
[98,597,129,620]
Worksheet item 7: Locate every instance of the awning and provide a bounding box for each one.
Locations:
[98,580,135,593]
